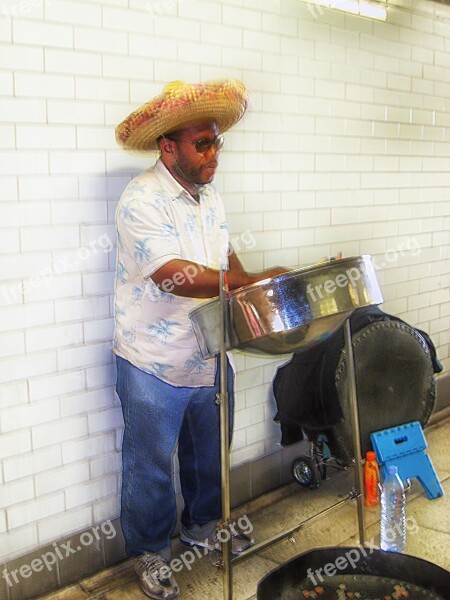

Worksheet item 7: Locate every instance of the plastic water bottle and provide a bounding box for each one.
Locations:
[380,465,406,552]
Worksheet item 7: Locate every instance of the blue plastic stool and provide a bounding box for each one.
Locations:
[370,421,444,500]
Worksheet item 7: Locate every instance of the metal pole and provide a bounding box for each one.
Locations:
[344,318,366,546]
[232,496,350,563]
[219,270,232,600]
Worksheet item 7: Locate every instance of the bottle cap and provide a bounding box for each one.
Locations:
[387,465,398,475]
[366,451,376,461]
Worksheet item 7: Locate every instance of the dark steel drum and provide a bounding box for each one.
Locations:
[190,255,383,358]
[257,546,450,599]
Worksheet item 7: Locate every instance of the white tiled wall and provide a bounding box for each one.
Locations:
[0,0,449,563]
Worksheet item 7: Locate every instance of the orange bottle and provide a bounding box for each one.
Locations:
[364,451,380,508]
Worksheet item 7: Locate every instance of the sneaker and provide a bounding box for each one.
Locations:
[134,553,180,599]
[180,527,255,556]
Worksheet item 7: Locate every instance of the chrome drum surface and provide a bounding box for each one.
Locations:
[190,255,383,358]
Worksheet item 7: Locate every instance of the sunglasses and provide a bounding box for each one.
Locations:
[166,134,225,155]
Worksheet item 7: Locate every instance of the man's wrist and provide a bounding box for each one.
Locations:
[227,270,259,290]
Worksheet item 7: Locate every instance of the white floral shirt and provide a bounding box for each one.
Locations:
[113,159,229,386]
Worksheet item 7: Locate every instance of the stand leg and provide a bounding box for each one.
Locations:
[344,318,366,546]
[219,270,232,599]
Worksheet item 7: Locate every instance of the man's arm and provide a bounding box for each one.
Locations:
[150,246,288,298]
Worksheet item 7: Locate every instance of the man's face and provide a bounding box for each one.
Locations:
[166,121,223,188]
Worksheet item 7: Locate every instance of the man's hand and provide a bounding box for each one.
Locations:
[262,266,291,279]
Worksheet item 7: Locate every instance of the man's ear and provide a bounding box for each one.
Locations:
[158,136,173,155]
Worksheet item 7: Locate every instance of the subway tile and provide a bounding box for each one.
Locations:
[65,476,117,510]
[75,77,129,102]
[48,100,105,126]
[262,12,296,36]
[0,352,57,386]
[0,479,34,513]
[87,407,123,435]
[7,494,65,530]
[83,320,113,351]
[244,29,280,53]
[45,48,102,76]
[60,388,113,419]
[129,32,176,59]
[51,247,109,275]
[21,226,80,252]
[102,54,153,80]
[92,495,120,525]
[231,442,266,468]
[19,176,77,201]
[223,5,262,29]
[0,429,31,462]
[62,432,117,465]
[0,526,38,564]
[222,46,261,70]
[0,123,13,148]
[0,227,19,254]
[46,0,102,26]
[23,273,81,304]
[32,416,88,450]
[86,363,115,389]
[1,398,59,434]
[35,462,90,497]
[49,151,105,175]
[4,446,62,483]
[74,26,127,54]
[0,16,11,42]
[17,125,76,149]
[0,150,49,175]
[37,507,92,546]
[0,331,24,359]
[0,44,43,71]
[57,341,112,372]
[76,125,121,150]
[29,370,85,403]
[90,453,122,480]
[102,5,153,32]
[13,19,73,48]
[55,296,109,324]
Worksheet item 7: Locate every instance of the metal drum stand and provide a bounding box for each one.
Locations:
[217,271,367,599]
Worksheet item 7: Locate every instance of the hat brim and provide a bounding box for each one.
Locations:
[116,79,248,152]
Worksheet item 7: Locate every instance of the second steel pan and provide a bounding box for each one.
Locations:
[190,255,383,358]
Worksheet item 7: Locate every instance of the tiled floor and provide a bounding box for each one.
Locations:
[39,416,449,599]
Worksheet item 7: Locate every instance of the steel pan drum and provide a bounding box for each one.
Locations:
[257,546,450,599]
[190,255,383,358]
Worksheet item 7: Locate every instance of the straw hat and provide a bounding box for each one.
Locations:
[115,79,249,152]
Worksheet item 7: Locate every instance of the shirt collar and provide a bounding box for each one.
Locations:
[154,158,207,203]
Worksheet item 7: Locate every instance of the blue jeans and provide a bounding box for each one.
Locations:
[115,355,234,559]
